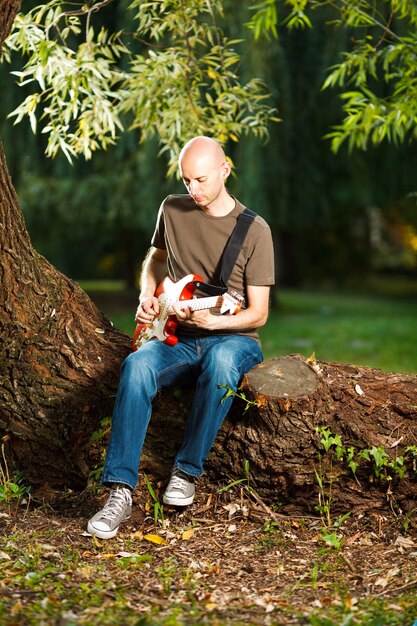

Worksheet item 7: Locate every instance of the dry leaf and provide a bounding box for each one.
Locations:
[143,534,167,545]
[375,567,400,588]
[223,503,240,518]
[355,384,364,396]
[182,528,195,541]
[131,530,144,540]
[394,535,414,548]
[96,553,117,560]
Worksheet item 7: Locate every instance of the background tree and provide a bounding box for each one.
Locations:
[258,0,417,150]
[235,0,417,285]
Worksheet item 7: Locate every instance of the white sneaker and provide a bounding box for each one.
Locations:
[163,468,195,506]
[87,486,132,539]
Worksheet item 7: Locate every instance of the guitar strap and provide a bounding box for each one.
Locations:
[192,207,257,296]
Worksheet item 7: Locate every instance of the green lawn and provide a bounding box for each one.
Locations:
[85,285,417,374]
[260,290,417,373]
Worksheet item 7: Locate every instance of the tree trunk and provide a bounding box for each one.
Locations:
[0,0,20,53]
[0,140,131,487]
[141,355,417,514]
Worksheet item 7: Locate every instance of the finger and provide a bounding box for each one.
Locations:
[135,304,156,323]
[148,296,160,315]
[172,304,188,320]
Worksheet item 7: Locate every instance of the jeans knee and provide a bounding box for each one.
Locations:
[204,338,262,382]
[120,351,156,389]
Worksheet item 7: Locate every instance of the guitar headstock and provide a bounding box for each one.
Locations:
[220,291,244,315]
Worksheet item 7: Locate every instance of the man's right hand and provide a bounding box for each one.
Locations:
[135,295,160,324]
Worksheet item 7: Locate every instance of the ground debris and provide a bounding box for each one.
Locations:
[1,478,417,624]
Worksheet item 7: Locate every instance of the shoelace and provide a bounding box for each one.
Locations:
[168,476,191,494]
[98,490,129,522]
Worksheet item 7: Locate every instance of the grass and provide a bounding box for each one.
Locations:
[84,282,417,374]
[261,289,417,373]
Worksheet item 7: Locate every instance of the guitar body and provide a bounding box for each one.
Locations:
[132,274,202,351]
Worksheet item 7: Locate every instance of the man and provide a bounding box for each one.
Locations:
[87,136,275,539]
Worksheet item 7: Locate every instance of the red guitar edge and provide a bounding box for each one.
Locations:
[132,273,202,351]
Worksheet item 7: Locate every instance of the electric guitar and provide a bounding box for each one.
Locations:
[132,274,243,350]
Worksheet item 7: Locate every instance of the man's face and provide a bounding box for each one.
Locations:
[180,153,229,209]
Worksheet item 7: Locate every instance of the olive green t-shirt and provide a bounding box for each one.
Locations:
[151,194,275,341]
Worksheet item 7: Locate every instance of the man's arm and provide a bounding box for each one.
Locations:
[135,247,168,323]
[173,284,270,331]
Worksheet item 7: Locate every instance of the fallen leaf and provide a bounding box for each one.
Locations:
[11,600,23,615]
[182,528,195,541]
[0,551,11,560]
[143,534,167,545]
[394,536,415,549]
[375,567,400,588]
[131,530,144,540]
[96,552,117,560]
[355,384,364,396]
[223,503,240,518]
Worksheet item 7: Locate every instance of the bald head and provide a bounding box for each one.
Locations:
[178,136,233,214]
[179,136,226,169]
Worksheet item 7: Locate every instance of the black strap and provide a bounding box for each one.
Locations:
[193,207,256,296]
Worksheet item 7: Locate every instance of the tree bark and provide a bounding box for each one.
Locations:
[0,140,131,487]
[141,355,417,514]
[0,0,20,54]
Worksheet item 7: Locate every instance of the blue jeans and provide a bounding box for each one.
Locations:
[102,334,263,490]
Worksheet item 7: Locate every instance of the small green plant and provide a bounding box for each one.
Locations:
[258,519,283,550]
[320,530,344,551]
[314,463,333,527]
[219,384,261,413]
[115,554,153,570]
[218,458,251,494]
[143,473,165,528]
[0,437,31,512]
[316,426,414,482]
[156,557,177,594]
[317,426,358,475]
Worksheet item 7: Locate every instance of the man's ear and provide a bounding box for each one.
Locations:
[222,159,232,179]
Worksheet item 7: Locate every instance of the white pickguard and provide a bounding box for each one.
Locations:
[134,276,243,349]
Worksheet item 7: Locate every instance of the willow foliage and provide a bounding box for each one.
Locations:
[3,0,278,174]
[251,0,417,151]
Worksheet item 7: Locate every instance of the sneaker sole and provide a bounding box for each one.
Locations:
[162,494,195,506]
[86,514,131,540]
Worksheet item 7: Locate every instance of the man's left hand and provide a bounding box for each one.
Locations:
[172,305,219,330]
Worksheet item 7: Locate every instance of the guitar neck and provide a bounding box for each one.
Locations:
[168,296,222,313]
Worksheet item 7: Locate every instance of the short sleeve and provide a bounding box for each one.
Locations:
[150,203,166,250]
[244,222,275,286]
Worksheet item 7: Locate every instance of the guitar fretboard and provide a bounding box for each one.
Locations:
[168,296,221,313]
